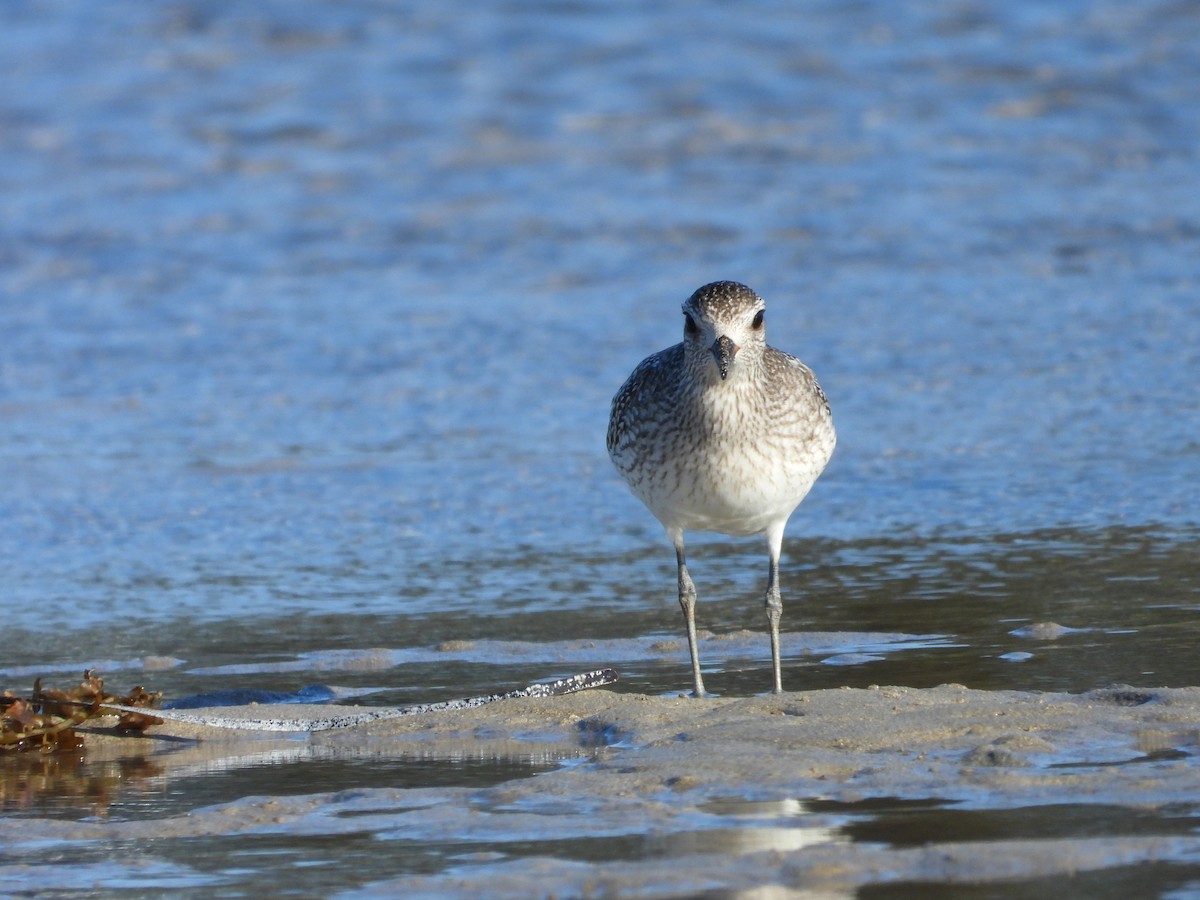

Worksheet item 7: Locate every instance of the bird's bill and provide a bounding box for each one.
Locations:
[712,335,738,380]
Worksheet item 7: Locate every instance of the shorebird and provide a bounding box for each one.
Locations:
[607,281,835,696]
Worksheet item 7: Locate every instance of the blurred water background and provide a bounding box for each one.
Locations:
[2,0,1199,895]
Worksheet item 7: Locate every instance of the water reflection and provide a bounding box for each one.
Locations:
[671,797,844,855]
[0,741,565,823]
[0,751,163,821]
[806,798,1200,847]
[645,824,842,857]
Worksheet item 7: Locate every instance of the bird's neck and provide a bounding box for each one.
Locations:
[686,355,762,391]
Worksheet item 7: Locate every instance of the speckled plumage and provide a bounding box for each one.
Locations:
[607,281,835,696]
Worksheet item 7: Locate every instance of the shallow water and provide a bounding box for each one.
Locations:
[2,0,1199,895]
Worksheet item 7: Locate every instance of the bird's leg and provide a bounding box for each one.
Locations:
[765,526,785,694]
[670,529,707,698]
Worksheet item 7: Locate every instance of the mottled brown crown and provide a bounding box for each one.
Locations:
[683,281,764,321]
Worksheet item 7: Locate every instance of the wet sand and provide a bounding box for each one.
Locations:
[14,682,1200,896]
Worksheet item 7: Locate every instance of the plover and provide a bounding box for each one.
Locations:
[607,281,835,696]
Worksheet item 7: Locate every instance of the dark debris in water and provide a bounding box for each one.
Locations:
[576,718,624,748]
[1,670,163,753]
[962,745,1032,768]
[1088,687,1159,707]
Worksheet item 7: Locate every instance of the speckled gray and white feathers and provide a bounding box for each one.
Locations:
[607,281,835,695]
[608,281,835,539]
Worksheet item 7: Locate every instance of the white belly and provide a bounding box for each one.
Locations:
[633,429,833,537]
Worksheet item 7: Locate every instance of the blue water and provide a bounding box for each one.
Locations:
[2,0,1199,895]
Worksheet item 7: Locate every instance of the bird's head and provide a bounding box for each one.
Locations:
[681,281,767,382]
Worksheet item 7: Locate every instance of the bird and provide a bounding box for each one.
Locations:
[607,281,835,696]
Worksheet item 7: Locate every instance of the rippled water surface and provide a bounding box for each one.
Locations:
[2,0,1199,895]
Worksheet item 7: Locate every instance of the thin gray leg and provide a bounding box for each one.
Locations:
[670,528,707,697]
[765,525,786,693]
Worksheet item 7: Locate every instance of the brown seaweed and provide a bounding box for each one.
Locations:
[1,670,163,753]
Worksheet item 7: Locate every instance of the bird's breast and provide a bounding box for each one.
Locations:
[625,379,834,535]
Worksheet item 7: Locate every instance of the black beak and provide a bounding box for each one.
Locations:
[711,335,738,380]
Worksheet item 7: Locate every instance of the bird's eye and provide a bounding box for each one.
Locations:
[752,310,764,330]
[684,313,698,335]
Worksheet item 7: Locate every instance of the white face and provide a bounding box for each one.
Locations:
[682,287,767,381]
